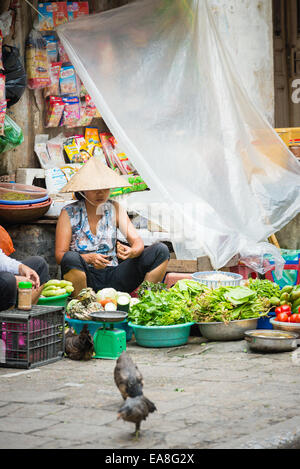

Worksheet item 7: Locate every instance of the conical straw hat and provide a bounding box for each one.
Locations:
[60,157,131,193]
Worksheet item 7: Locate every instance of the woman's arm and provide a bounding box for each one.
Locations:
[55,209,73,265]
[115,201,144,260]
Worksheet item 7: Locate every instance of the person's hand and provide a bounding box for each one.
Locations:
[91,253,111,270]
[117,242,134,261]
[18,264,40,289]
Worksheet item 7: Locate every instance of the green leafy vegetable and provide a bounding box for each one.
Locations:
[129,289,193,326]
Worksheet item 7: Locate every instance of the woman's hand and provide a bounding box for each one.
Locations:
[18,264,40,289]
[117,242,135,261]
[89,253,111,270]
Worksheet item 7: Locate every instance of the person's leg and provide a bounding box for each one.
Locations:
[22,256,50,285]
[21,256,50,304]
[60,251,89,297]
[0,272,17,311]
[106,243,170,293]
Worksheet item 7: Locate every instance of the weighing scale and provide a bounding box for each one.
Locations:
[89,310,128,359]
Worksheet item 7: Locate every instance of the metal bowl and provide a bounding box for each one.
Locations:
[245,330,299,353]
[89,311,128,323]
[197,318,258,341]
[270,318,300,338]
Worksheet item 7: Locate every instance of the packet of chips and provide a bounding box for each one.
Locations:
[0,100,7,136]
[43,61,62,98]
[44,96,64,128]
[26,29,51,90]
[0,31,3,70]
[62,96,80,127]
[59,64,78,96]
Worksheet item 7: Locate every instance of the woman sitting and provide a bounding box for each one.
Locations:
[55,158,170,297]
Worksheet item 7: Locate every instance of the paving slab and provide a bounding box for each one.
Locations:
[0,337,300,449]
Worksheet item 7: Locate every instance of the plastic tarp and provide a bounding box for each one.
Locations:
[57,0,300,269]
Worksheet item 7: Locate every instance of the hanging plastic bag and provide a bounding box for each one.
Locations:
[0,114,24,154]
[57,0,300,268]
[2,45,27,108]
[239,242,285,279]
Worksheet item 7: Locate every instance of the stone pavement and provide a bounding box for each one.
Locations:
[1,336,300,450]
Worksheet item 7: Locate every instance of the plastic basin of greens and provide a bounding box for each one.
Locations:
[197,318,258,342]
[129,322,194,348]
[38,293,71,308]
[65,316,133,341]
[192,271,243,289]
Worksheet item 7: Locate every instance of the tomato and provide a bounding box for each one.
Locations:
[290,314,300,324]
[280,305,292,315]
[275,307,282,316]
[276,313,290,323]
[99,298,117,307]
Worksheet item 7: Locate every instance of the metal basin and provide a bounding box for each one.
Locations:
[245,330,299,353]
[89,311,128,323]
[197,318,258,341]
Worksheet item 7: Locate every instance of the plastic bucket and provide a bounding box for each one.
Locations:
[38,293,71,308]
[257,312,276,330]
[65,316,133,342]
[129,322,194,348]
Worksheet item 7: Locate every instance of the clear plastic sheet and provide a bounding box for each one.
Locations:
[57,0,300,269]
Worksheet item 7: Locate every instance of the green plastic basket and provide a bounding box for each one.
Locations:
[37,293,71,308]
[129,322,194,348]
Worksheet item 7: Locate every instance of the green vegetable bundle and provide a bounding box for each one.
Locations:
[247,278,300,313]
[129,289,193,326]
[191,286,270,324]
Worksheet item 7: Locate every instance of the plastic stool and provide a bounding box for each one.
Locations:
[164,273,193,289]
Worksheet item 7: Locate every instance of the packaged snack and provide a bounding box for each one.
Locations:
[93,144,107,165]
[43,61,62,98]
[25,29,51,89]
[78,95,96,126]
[46,134,66,166]
[99,132,119,171]
[59,64,77,95]
[62,96,80,127]
[79,79,88,97]
[0,74,5,101]
[85,126,100,144]
[67,2,89,20]
[0,100,7,136]
[34,134,51,168]
[0,31,3,70]
[38,2,68,31]
[58,40,70,63]
[64,137,87,163]
[44,96,65,127]
[43,33,58,63]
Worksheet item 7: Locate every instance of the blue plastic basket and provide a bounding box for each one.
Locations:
[257,312,276,330]
[192,271,243,289]
[65,316,133,341]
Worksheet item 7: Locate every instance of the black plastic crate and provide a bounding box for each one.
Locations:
[0,305,65,369]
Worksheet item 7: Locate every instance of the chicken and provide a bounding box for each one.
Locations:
[117,395,157,438]
[65,325,94,361]
[114,352,156,437]
[114,351,144,400]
